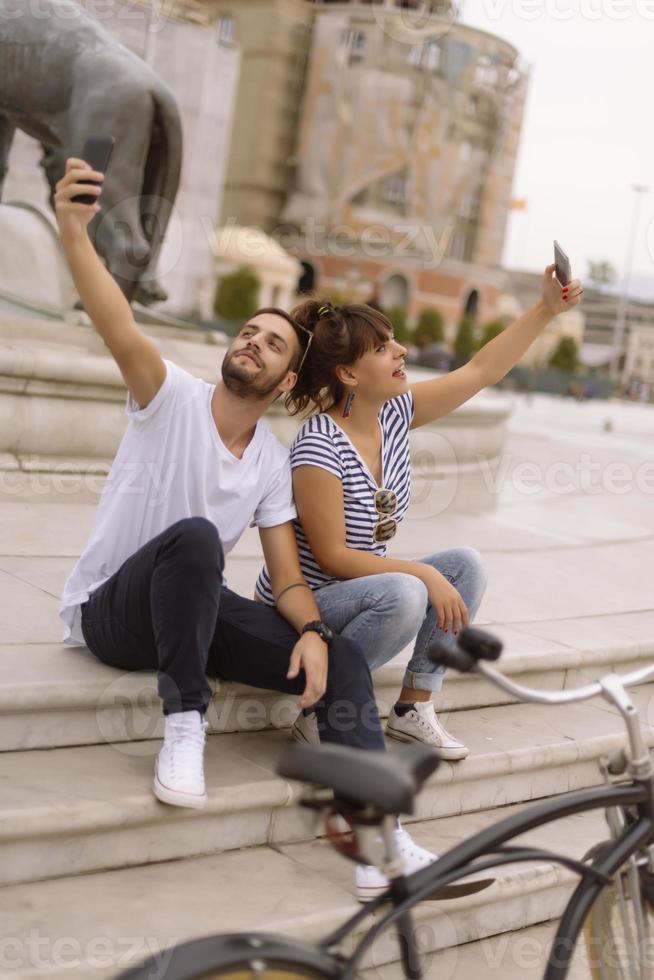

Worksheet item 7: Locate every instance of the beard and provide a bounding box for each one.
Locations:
[221,349,289,401]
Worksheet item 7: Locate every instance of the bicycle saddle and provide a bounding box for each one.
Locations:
[276,742,441,815]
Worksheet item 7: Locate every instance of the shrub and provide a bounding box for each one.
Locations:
[548,336,579,373]
[475,319,506,351]
[387,306,410,345]
[214,266,261,322]
[453,314,477,361]
[413,308,445,347]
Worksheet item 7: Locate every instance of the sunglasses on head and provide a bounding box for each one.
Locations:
[295,324,314,374]
[373,488,398,543]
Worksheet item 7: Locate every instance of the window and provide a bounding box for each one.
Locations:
[475,55,498,88]
[458,191,479,221]
[217,15,235,45]
[344,29,366,64]
[424,39,440,71]
[407,38,440,71]
[385,172,408,207]
[458,140,472,167]
[449,230,470,262]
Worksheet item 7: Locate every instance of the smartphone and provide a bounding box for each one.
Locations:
[554,240,571,287]
[72,136,115,205]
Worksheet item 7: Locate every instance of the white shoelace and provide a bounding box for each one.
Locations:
[395,828,436,868]
[414,703,458,743]
[165,719,208,777]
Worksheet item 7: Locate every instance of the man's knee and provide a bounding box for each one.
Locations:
[166,517,224,570]
[328,636,373,687]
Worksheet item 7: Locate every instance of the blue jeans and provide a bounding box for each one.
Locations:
[313,548,488,693]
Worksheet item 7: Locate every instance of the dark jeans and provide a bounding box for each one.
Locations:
[81,517,385,750]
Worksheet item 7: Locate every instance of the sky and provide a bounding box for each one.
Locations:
[459,0,654,299]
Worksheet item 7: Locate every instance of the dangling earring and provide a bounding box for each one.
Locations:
[342,392,356,418]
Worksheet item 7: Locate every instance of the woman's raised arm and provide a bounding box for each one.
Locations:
[410,264,583,430]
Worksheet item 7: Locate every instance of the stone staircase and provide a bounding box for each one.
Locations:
[3,382,654,977]
[1,636,653,978]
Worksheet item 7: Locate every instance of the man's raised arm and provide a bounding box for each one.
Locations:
[54,157,165,408]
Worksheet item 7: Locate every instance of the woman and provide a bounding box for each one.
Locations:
[256,264,583,752]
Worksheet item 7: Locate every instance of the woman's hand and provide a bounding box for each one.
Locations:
[542,263,583,317]
[420,566,469,636]
[54,158,105,245]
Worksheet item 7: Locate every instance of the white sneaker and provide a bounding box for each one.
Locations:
[291,710,320,745]
[154,709,208,809]
[356,827,438,902]
[386,701,469,760]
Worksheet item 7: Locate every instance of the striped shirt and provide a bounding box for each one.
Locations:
[255,391,414,605]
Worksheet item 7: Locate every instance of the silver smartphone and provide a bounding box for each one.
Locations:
[554,240,571,287]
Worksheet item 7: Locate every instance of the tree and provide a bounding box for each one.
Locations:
[214,266,260,321]
[475,319,505,351]
[453,314,476,361]
[387,306,410,345]
[549,335,579,373]
[586,260,616,293]
[413,308,445,347]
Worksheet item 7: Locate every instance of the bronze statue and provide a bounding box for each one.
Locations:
[0,0,183,304]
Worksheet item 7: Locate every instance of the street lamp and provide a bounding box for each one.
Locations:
[610,183,651,386]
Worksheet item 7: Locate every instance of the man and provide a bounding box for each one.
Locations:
[54,158,436,900]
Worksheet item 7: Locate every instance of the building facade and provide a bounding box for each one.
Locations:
[210,0,314,234]
[212,0,529,331]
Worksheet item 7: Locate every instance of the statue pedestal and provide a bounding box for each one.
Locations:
[0,203,78,314]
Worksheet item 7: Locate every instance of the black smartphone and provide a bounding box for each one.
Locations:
[72,136,115,205]
[554,240,571,287]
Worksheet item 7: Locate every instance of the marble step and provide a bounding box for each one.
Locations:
[1,693,651,888]
[0,800,606,979]
[1,636,652,752]
[361,919,592,980]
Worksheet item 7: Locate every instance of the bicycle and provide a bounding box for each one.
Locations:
[119,627,654,980]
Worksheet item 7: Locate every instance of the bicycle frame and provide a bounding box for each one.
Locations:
[316,779,654,980]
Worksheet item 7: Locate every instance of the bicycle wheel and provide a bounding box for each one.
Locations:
[116,932,343,980]
[581,844,654,979]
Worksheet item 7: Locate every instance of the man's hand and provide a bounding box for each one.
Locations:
[287,631,329,710]
[54,158,105,245]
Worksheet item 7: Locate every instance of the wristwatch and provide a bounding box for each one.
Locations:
[301,620,334,645]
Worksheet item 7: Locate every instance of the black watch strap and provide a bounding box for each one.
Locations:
[301,620,334,645]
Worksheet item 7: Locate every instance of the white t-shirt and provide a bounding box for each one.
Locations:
[60,359,296,645]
